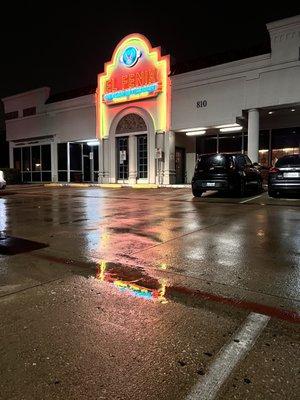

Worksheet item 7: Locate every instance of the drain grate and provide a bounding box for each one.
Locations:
[0,235,48,255]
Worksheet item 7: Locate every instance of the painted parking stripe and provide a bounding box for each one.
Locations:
[239,194,264,203]
[186,312,270,400]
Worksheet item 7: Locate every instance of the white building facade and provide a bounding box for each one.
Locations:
[2,16,300,185]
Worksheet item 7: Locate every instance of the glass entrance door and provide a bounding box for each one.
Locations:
[137,134,148,179]
[117,137,129,180]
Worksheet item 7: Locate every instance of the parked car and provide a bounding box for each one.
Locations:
[0,170,6,189]
[268,154,300,197]
[191,153,263,197]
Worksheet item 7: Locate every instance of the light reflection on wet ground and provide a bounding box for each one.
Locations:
[0,186,299,400]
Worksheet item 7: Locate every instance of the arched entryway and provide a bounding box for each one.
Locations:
[108,107,156,184]
[115,113,147,182]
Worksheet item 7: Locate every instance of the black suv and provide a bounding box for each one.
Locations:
[191,153,262,197]
[268,154,300,197]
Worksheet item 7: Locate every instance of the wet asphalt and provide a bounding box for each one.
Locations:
[0,185,299,400]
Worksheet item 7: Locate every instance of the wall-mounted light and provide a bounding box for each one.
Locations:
[291,109,295,112]
[268,111,274,115]
[215,123,239,129]
[186,130,206,136]
[87,141,99,146]
[177,127,206,133]
[219,126,242,133]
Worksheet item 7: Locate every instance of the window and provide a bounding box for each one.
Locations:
[13,148,21,170]
[117,137,128,180]
[236,156,246,168]
[5,111,18,120]
[14,145,51,182]
[58,143,67,170]
[137,135,148,179]
[23,107,36,117]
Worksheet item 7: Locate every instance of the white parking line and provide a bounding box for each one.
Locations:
[239,194,264,203]
[185,312,270,400]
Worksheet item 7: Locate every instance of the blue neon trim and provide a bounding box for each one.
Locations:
[104,83,158,102]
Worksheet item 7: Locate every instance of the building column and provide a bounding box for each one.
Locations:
[9,142,14,169]
[51,139,58,182]
[247,108,259,163]
[103,139,110,183]
[128,135,137,185]
[67,142,70,182]
[163,131,176,185]
[155,132,164,184]
[98,139,104,183]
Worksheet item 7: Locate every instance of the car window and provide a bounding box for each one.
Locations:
[245,156,253,166]
[275,155,300,167]
[236,156,246,168]
[196,154,226,170]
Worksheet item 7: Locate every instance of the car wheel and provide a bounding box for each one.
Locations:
[192,188,203,197]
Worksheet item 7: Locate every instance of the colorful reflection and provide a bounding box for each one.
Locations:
[96,261,168,304]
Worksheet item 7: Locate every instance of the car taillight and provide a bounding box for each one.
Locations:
[269,167,279,173]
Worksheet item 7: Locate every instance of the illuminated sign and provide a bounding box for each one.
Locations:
[96,33,170,138]
[120,46,141,67]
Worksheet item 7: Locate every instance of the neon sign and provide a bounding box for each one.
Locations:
[120,46,141,67]
[96,33,170,139]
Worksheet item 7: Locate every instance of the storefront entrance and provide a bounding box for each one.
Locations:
[115,113,148,183]
[117,137,129,180]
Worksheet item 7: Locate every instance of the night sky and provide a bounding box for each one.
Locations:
[1,1,300,99]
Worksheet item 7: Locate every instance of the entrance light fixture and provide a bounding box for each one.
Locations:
[215,123,240,129]
[186,130,206,136]
[219,126,243,133]
[87,141,99,146]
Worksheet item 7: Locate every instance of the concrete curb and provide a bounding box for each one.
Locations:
[44,183,190,189]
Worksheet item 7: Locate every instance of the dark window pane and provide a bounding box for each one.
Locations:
[137,135,148,178]
[117,137,128,180]
[70,143,82,170]
[93,147,99,171]
[31,146,41,171]
[70,171,82,182]
[83,143,90,156]
[41,145,51,170]
[58,171,67,181]
[5,111,18,120]
[32,172,41,181]
[219,135,242,153]
[42,172,51,181]
[58,143,67,170]
[13,148,21,170]
[22,172,31,182]
[22,147,30,171]
[23,107,36,117]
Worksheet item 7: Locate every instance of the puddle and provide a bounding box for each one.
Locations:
[0,235,48,255]
[94,261,168,304]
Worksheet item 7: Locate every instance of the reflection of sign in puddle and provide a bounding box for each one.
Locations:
[95,261,168,304]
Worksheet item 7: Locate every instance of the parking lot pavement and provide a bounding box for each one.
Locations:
[0,186,299,400]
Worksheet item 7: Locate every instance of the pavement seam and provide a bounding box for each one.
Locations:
[0,277,65,299]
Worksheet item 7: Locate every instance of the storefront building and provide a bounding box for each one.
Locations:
[2,15,300,184]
